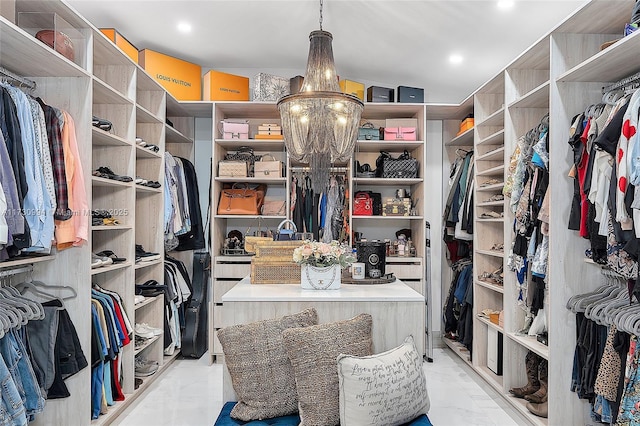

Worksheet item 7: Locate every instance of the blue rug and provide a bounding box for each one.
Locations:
[214,402,433,425]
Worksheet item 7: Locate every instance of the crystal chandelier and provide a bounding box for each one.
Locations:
[277,0,363,192]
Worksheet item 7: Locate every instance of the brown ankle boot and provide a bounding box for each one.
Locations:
[526,400,548,418]
[509,351,540,398]
[525,359,548,403]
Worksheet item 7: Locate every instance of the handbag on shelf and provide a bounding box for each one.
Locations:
[224,146,262,177]
[217,183,264,215]
[36,30,74,61]
[253,153,282,178]
[383,127,417,141]
[218,160,247,178]
[358,122,381,141]
[261,200,286,216]
[273,219,312,241]
[353,192,373,216]
[380,150,419,179]
[219,120,249,140]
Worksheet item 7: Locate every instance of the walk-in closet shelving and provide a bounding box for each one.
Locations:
[472,71,506,395]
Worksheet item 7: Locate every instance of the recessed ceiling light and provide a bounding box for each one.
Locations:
[449,54,464,65]
[177,22,192,33]
[497,0,514,9]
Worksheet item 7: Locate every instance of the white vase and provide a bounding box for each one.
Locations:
[300,264,341,290]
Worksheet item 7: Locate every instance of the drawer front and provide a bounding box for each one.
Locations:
[386,263,422,279]
[213,305,231,328]
[213,280,240,304]
[214,262,251,278]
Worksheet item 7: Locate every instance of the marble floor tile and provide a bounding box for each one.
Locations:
[115,348,528,426]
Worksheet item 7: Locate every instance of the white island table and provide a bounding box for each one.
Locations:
[220,276,425,401]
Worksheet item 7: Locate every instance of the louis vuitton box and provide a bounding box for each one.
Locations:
[203,70,249,101]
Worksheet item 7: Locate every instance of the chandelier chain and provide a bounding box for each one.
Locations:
[319,0,323,30]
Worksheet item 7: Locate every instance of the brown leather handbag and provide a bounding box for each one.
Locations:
[35,30,74,61]
[217,183,265,215]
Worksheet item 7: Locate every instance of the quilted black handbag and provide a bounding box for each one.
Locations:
[224,146,262,177]
[380,150,419,179]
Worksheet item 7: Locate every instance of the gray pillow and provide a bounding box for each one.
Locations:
[217,308,319,421]
[282,313,373,426]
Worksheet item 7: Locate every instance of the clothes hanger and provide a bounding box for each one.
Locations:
[566,283,612,311]
[0,286,44,320]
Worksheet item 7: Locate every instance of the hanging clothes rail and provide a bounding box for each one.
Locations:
[0,265,33,278]
[602,70,640,94]
[289,166,349,173]
[0,66,37,90]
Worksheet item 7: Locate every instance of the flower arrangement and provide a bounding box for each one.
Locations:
[293,240,355,268]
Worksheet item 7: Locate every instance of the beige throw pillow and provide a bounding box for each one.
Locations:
[216,308,319,421]
[337,335,430,426]
[282,313,373,426]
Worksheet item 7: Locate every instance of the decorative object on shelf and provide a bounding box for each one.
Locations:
[219,120,249,140]
[356,240,386,278]
[253,154,282,178]
[250,240,303,284]
[35,30,74,61]
[139,48,202,101]
[351,262,365,279]
[277,0,364,193]
[253,73,290,102]
[378,150,419,179]
[203,69,250,101]
[358,122,381,141]
[457,114,474,135]
[293,240,354,290]
[244,218,273,254]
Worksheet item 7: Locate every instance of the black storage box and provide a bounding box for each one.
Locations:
[367,86,394,103]
[397,86,425,103]
[290,75,304,94]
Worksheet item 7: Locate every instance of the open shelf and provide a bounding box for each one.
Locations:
[355,140,424,152]
[351,215,424,220]
[214,138,285,151]
[476,183,505,192]
[136,104,163,124]
[446,128,474,147]
[92,127,132,147]
[477,146,505,162]
[92,176,134,188]
[93,76,134,105]
[91,225,132,231]
[477,129,505,147]
[134,295,161,311]
[475,249,504,258]
[476,315,503,332]
[477,165,505,177]
[165,125,193,144]
[0,254,55,269]
[508,396,549,426]
[91,262,132,276]
[134,335,161,356]
[442,337,472,367]
[135,145,162,159]
[508,81,550,109]
[476,365,504,393]
[506,332,549,360]
[476,107,504,128]
[135,258,163,270]
[352,178,423,186]
[475,279,505,294]
[215,177,286,184]
[135,184,163,194]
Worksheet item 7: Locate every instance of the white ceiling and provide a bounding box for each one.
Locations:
[66,0,588,104]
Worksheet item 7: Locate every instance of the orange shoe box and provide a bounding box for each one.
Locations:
[100,28,138,63]
[139,49,202,101]
[339,79,365,101]
[203,70,250,101]
[457,117,474,135]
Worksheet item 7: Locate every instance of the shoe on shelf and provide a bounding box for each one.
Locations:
[94,166,133,182]
[136,322,162,337]
[134,294,146,305]
[91,253,113,269]
[135,244,161,262]
[135,177,147,185]
[135,137,146,146]
[134,357,159,377]
[134,335,147,349]
[134,378,143,390]
[95,250,126,263]
[135,324,155,339]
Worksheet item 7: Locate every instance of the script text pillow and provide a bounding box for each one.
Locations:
[217,308,319,421]
[337,335,430,426]
[282,313,373,426]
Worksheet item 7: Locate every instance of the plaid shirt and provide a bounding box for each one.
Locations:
[36,98,71,221]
